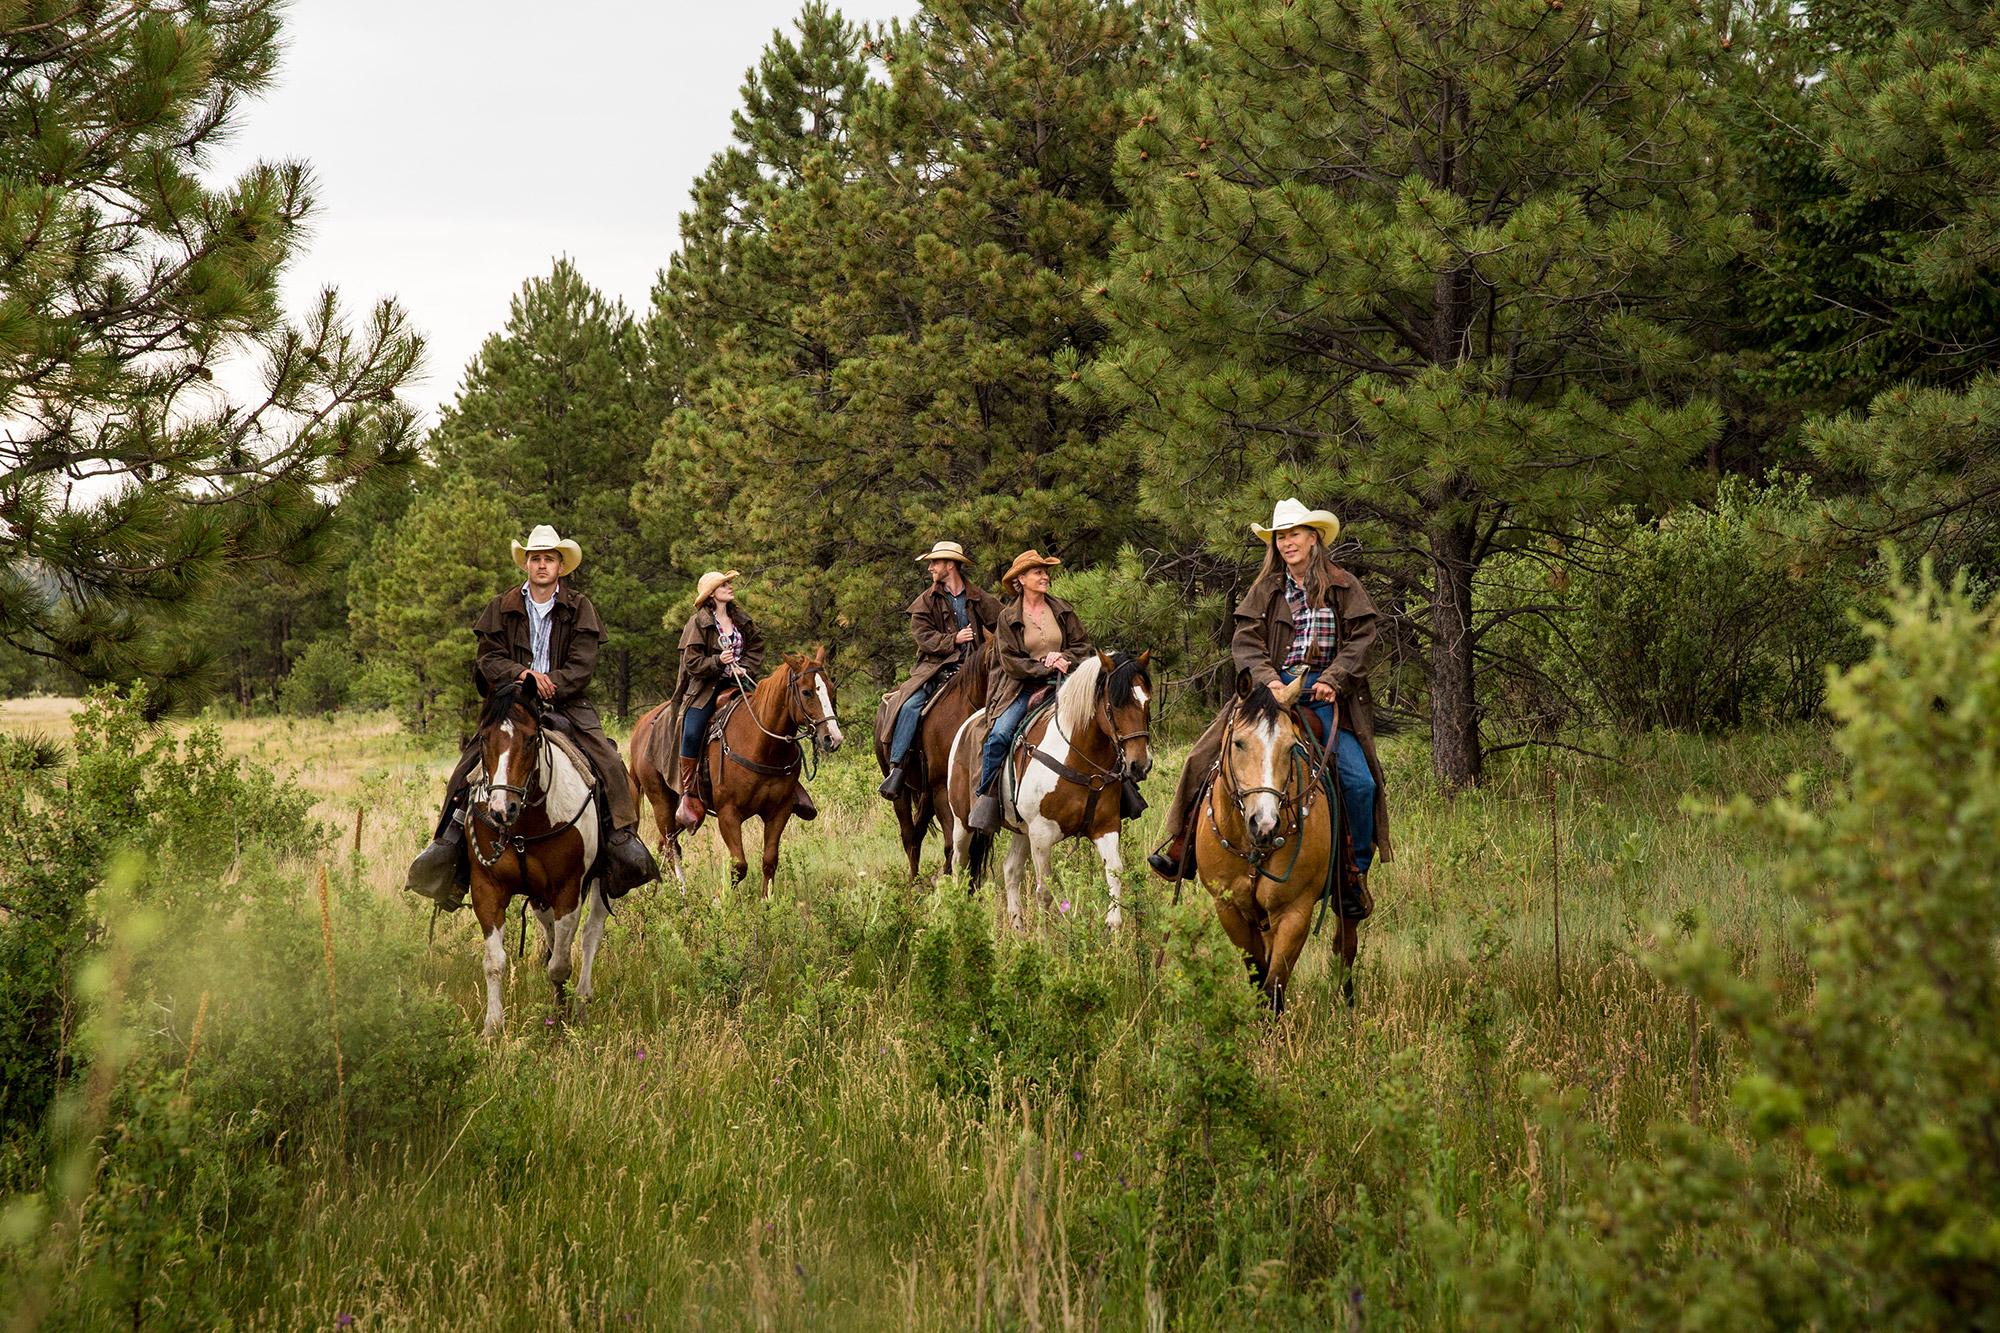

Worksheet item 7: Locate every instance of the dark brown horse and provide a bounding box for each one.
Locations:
[465,679,608,1038]
[1193,675,1359,1014]
[873,634,996,879]
[948,651,1154,929]
[630,649,843,895]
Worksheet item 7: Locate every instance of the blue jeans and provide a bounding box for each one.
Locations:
[977,694,1032,793]
[680,701,716,759]
[888,677,940,765]
[1279,666,1376,872]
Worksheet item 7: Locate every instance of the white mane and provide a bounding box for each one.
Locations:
[1055,652,1104,738]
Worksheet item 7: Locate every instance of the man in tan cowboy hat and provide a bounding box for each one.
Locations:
[404,524,658,905]
[877,540,1004,799]
[1146,498,1389,921]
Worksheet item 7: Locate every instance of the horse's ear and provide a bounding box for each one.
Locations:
[1234,669,1255,700]
[1274,674,1305,707]
[1097,650,1114,673]
[1137,649,1151,669]
[814,643,828,666]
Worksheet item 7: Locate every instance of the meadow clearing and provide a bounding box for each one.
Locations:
[0,687,1870,1331]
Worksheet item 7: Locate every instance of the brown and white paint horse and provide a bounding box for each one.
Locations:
[466,679,609,1038]
[631,649,843,895]
[948,651,1154,929]
[1193,675,1358,1014]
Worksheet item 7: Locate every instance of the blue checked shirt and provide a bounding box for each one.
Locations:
[523,583,556,674]
[1281,573,1340,671]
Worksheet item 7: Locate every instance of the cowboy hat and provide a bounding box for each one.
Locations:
[915,540,970,565]
[1250,497,1341,547]
[1002,549,1062,593]
[511,524,583,575]
[694,569,742,606]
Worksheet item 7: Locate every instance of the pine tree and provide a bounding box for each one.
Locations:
[647,0,1185,678]
[0,3,423,707]
[1083,0,1743,788]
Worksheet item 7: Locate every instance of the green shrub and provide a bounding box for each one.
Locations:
[277,636,356,716]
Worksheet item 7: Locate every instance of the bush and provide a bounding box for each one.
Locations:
[277,637,356,716]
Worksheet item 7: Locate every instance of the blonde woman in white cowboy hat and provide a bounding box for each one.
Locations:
[404,524,658,905]
[967,549,1095,834]
[878,539,1004,799]
[1147,499,1391,920]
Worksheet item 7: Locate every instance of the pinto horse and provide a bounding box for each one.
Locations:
[1193,675,1359,1014]
[873,634,997,879]
[631,649,843,895]
[465,679,610,1038]
[948,652,1154,930]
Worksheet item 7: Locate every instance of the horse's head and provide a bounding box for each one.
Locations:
[785,645,844,753]
[1095,650,1154,781]
[1224,673,1307,845]
[477,679,544,828]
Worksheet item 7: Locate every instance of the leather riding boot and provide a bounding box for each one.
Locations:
[967,777,1004,833]
[878,762,908,799]
[405,808,468,909]
[601,827,659,897]
[793,784,818,821]
[1340,870,1375,922]
[675,757,706,830]
[1147,830,1194,883]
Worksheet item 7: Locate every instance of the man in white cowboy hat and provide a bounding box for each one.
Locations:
[404,523,658,905]
[1146,498,1390,921]
[876,540,1004,799]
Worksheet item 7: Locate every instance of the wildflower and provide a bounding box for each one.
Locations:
[544,1016,555,1027]
[636,1047,647,1061]
[1071,1150,1082,1162]
[337,1316,354,1329]
[1059,898,1072,914]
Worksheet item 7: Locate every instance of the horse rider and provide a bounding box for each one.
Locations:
[967,549,1095,833]
[878,539,1003,799]
[405,524,658,906]
[1147,498,1390,919]
[666,569,818,829]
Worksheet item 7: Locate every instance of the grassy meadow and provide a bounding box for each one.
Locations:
[0,694,1845,1329]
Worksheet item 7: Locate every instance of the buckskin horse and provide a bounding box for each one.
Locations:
[465,678,611,1038]
[947,651,1154,930]
[1193,674,1360,1014]
[873,633,997,880]
[630,648,843,895]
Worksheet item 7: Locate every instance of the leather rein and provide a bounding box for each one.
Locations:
[1201,696,1335,887]
[716,664,836,780]
[468,714,589,870]
[1023,670,1150,829]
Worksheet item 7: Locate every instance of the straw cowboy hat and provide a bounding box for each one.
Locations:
[694,569,742,606]
[1250,497,1341,547]
[511,523,583,575]
[915,540,970,565]
[1002,549,1062,593]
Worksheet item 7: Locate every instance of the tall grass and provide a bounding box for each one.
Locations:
[0,699,1843,1328]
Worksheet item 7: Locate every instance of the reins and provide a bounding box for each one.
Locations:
[468,717,590,877]
[1024,667,1150,829]
[718,663,836,782]
[1202,697,1336,890]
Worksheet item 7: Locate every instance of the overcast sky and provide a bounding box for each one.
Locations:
[208,1,919,423]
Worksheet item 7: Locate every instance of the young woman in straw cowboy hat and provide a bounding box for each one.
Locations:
[663,569,767,830]
[1147,499,1391,919]
[967,549,1096,834]
[877,539,1004,800]
[403,523,658,905]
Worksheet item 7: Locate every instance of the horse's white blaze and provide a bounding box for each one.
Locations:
[487,749,511,817]
[1132,683,1149,707]
[1094,830,1124,928]
[1245,715,1284,838]
[814,675,844,748]
[481,928,507,1037]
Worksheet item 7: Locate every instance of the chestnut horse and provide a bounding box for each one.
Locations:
[465,679,610,1038]
[1193,675,1359,1014]
[948,652,1155,930]
[872,634,997,879]
[630,649,843,894]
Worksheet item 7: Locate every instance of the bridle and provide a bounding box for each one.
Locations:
[1024,665,1153,825]
[720,661,839,780]
[468,703,586,870]
[1202,697,1333,885]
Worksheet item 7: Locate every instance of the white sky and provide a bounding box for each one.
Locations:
[207,0,919,424]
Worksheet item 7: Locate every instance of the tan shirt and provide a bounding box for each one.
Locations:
[1020,600,1064,661]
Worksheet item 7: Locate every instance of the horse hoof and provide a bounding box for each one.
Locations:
[1104,906,1123,929]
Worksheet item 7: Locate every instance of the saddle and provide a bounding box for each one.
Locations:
[965,686,1056,812]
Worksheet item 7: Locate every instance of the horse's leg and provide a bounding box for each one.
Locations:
[1026,816,1060,910]
[1263,901,1316,1017]
[896,792,924,879]
[951,811,974,888]
[575,885,610,1015]
[547,900,580,997]
[1340,917,1360,1009]
[532,905,556,969]
[1213,897,1268,991]
[474,888,508,1040]
[759,805,792,898]
[1001,834,1030,930]
[717,807,750,891]
[1093,829,1125,929]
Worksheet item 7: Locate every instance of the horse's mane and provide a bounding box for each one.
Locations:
[1056,653,1104,735]
[478,678,536,733]
[1103,651,1149,707]
[937,636,996,703]
[1236,679,1288,729]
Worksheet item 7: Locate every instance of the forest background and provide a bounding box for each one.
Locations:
[4,0,2000,1327]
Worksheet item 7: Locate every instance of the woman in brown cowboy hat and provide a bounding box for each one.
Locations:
[667,570,766,829]
[968,550,1095,833]
[878,539,1004,799]
[1147,498,1390,920]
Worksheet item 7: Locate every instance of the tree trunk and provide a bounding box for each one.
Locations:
[617,647,631,722]
[1428,518,1482,792]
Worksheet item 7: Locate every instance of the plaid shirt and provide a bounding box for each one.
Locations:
[1281,573,1340,670]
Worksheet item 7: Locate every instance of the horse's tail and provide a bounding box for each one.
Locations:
[966,827,995,885]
